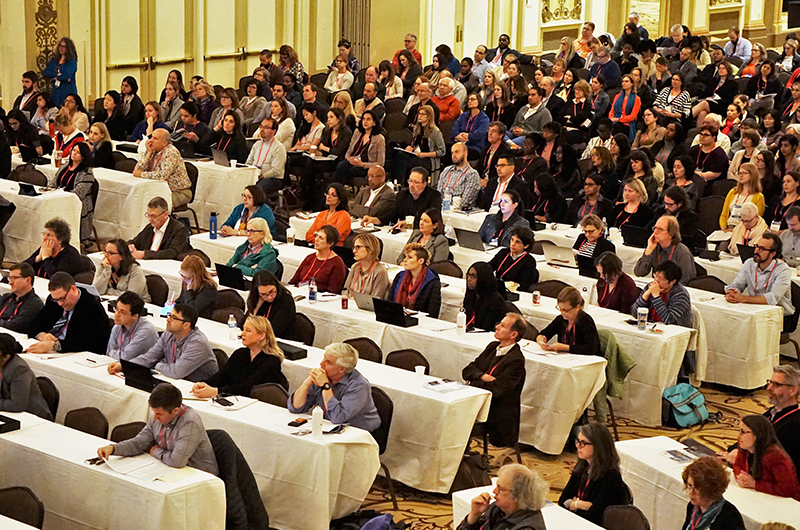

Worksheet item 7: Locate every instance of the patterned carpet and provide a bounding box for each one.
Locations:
[360,381,775,530]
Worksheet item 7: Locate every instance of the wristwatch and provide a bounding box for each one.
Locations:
[321,382,331,391]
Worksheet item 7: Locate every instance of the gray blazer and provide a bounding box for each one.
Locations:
[0,355,53,420]
[512,104,552,136]
[398,231,450,264]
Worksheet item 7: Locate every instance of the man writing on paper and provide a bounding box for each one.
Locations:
[97,382,218,475]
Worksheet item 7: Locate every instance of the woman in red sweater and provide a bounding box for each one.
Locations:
[595,251,639,314]
[290,225,347,294]
[734,415,800,500]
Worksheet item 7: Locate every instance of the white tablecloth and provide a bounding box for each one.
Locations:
[0,514,39,529]
[0,178,81,263]
[534,224,640,273]
[452,484,604,530]
[18,352,378,530]
[283,348,491,493]
[0,411,225,530]
[12,155,172,242]
[618,436,800,530]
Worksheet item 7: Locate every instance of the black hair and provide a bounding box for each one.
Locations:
[664,185,689,209]
[358,109,384,135]
[106,238,138,276]
[742,415,785,481]
[180,100,199,117]
[48,271,76,292]
[535,173,558,199]
[65,93,88,114]
[247,270,289,314]
[244,185,267,207]
[654,260,682,284]
[172,303,199,329]
[117,291,146,316]
[466,261,499,298]
[122,76,139,95]
[595,251,623,282]
[410,166,430,182]
[760,232,782,258]
[104,90,123,119]
[0,333,23,361]
[510,226,535,250]
[325,182,349,212]
[149,382,183,411]
[319,225,340,246]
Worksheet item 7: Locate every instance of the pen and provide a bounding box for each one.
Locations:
[86,358,96,363]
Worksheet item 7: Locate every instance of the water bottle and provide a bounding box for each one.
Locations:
[456,307,467,336]
[164,290,175,314]
[227,314,238,340]
[209,212,218,239]
[308,278,317,304]
[603,217,609,239]
[311,406,324,436]
[445,220,456,240]
[443,192,451,211]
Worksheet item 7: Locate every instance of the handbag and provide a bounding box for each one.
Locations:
[662,383,709,428]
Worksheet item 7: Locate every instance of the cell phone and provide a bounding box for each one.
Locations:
[213,396,234,407]
[293,295,306,302]
[85,457,104,466]
[324,424,345,434]
[390,227,401,234]
[288,418,308,427]
[625,319,638,326]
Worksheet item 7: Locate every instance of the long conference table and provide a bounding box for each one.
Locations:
[618,436,800,530]
[0,411,225,530]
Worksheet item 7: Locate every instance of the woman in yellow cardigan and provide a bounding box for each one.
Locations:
[720,162,765,231]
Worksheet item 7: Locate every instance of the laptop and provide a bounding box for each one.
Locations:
[737,244,756,263]
[212,148,246,168]
[18,144,40,163]
[120,359,166,392]
[174,141,206,160]
[115,142,139,153]
[522,211,547,231]
[215,263,249,291]
[352,292,376,312]
[542,244,578,268]
[373,298,418,327]
[621,225,651,249]
[18,183,40,197]
[454,228,497,252]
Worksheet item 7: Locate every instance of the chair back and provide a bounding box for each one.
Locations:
[601,505,650,530]
[215,289,246,311]
[212,348,229,370]
[211,307,246,327]
[541,52,556,64]
[178,248,211,267]
[36,376,59,419]
[767,49,781,62]
[343,337,383,363]
[523,320,539,340]
[309,72,328,89]
[288,313,315,345]
[710,179,736,198]
[64,407,109,439]
[369,387,394,455]
[384,98,406,115]
[385,349,430,375]
[383,113,407,133]
[386,127,412,145]
[115,158,138,173]
[145,274,169,306]
[786,282,800,335]
[529,279,570,298]
[112,151,128,164]
[0,486,45,529]
[694,261,707,277]
[531,241,548,255]
[697,196,725,238]
[250,383,289,408]
[685,275,726,294]
[429,260,463,278]
[110,421,147,443]
[504,301,521,314]
[74,255,97,284]
[275,260,284,282]
[184,162,200,203]
[438,120,456,144]
[93,97,104,118]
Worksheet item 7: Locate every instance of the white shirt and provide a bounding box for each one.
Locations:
[495,343,515,357]
[364,184,386,208]
[151,221,168,251]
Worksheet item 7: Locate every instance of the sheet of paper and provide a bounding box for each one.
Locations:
[75,356,115,368]
[157,467,198,483]
[103,454,173,481]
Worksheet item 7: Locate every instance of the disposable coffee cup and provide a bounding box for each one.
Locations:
[415,365,426,383]
[229,159,237,168]
[405,215,414,229]
[637,307,649,331]
[286,227,296,244]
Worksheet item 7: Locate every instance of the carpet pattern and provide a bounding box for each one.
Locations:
[360,383,773,529]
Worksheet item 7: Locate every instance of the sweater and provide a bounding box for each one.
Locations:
[304,210,352,246]
[540,310,601,356]
[558,466,628,525]
[24,244,84,279]
[289,252,347,294]
[205,348,287,396]
[734,445,800,500]
[489,250,539,293]
[631,282,693,327]
[251,291,296,340]
[634,242,697,284]
[226,241,280,277]
[597,273,641,314]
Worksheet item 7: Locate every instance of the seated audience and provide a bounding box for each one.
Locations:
[780,206,800,267]
[160,81,185,131]
[170,101,211,144]
[350,166,396,221]
[506,85,551,146]
[462,313,528,447]
[367,167,442,229]
[631,260,692,326]
[688,125,730,188]
[476,122,512,183]
[726,203,768,256]
[393,105,446,184]
[720,162,765,230]
[290,225,347,294]
[247,117,287,195]
[462,262,506,331]
[246,270,296,339]
[479,153,530,211]
[0,264,43,336]
[132,129,193,207]
[5,109,43,158]
[220,184,277,238]
[634,215,697,284]
[437,142,482,209]
[766,173,800,231]
[651,185,700,249]
[566,175,615,227]
[109,303,217,381]
[93,239,150,302]
[664,156,699,211]
[106,291,159,361]
[489,226,538,292]
[97,382,218,475]
[559,424,629,525]
[334,110,385,187]
[87,122,115,170]
[176,255,218,320]
[53,112,86,156]
[226,218,279,277]
[27,272,110,355]
[304,183,351,246]
[596,251,639,312]
[479,190,530,248]
[612,179,654,228]
[119,77,145,135]
[207,88,244,131]
[389,244,442,318]
[198,109,249,163]
[537,287,601,356]
[529,173,568,223]
[514,133,549,187]
[92,90,127,140]
[129,196,191,260]
[574,214,616,278]
[131,100,169,142]
[681,457,746,530]
[458,463,548,530]
[24,218,83,279]
[398,209,449,264]
[54,142,96,248]
[733,415,800,500]
[288,342,380,431]
[452,94,489,158]
[725,232,793,319]
[345,233,390,298]
[192,316,288,398]
[0,333,53,420]
[618,149,658,207]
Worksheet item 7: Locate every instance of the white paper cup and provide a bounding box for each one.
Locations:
[229,159,237,168]
[415,365,426,382]
[405,215,414,228]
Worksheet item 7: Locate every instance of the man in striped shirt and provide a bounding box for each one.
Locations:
[631,259,693,327]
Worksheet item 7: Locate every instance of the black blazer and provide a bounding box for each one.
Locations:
[464,291,507,332]
[540,310,601,357]
[198,130,249,163]
[462,341,526,447]
[566,196,615,226]
[476,142,512,183]
[484,102,517,131]
[92,110,127,141]
[530,192,568,223]
[559,466,629,525]
[24,244,84,279]
[252,291,296,340]
[478,175,531,212]
[489,249,539,292]
[129,217,191,260]
[92,141,116,170]
[28,287,111,355]
[545,95,564,122]
[123,95,145,136]
[176,282,218,320]
[573,235,616,278]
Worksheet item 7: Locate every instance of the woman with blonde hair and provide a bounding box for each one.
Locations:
[331,90,358,131]
[209,87,244,131]
[226,217,279,277]
[557,37,584,69]
[192,79,218,124]
[86,121,115,170]
[345,233,390,298]
[720,162,765,230]
[191,315,288,398]
[176,254,218,319]
[396,105,446,182]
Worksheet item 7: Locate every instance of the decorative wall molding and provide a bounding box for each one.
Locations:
[34,0,58,90]
[542,0,582,23]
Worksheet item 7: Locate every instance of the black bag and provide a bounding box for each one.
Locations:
[329,510,408,530]
[449,451,491,493]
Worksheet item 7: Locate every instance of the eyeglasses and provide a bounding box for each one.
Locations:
[754,244,774,252]
[103,250,120,256]
[575,439,593,448]
[259,289,278,298]
[352,244,366,250]
[767,379,794,387]
[326,192,338,197]
[698,132,713,137]
[739,428,753,435]
[144,212,166,220]
[652,226,666,233]
[664,200,676,207]
[7,275,23,282]
[166,314,188,322]
[244,229,263,234]
[496,163,514,167]
[556,305,574,313]
[51,292,69,303]
[466,272,477,279]
[241,194,253,200]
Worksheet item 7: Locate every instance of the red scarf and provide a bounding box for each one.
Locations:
[397,267,427,309]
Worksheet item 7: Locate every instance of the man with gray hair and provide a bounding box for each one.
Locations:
[133,128,192,207]
[128,196,190,260]
[459,463,548,530]
[288,342,380,431]
[587,46,621,89]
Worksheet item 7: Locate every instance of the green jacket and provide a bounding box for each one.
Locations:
[226,241,279,277]
[593,329,636,422]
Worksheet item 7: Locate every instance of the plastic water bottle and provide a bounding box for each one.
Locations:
[209,212,218,239]
[443,192,451,211]
[445,220,456,240]
[456,307,467,336]
[603,217,609,238]
[311,406,324,436]
[164,290,175,314]
[308,278,317,304]
[227,314,238,340]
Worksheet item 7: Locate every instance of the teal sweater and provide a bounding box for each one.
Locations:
[226,242,280,277]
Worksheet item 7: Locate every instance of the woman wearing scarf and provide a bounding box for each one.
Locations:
[608,74,641,143]
[388,244,441,318]
[681,457,745,530]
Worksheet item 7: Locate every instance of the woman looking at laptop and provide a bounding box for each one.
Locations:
[595,252,639,313]
[346,233,390,298]
[225,218,279,277]
[246,271,296,339]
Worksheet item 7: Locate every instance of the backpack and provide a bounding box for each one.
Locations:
[662,383,709,428]
[449,451,491,493]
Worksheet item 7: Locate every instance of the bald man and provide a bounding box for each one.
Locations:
[133,129,193,207]
[437,143,481,209]
[350,165,395,220]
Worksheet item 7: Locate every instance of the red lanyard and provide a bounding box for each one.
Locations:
[616,203,639,227]
[483,145,498,170]
[496,251,527,278]
[219,136,232,152]
[254,138,275,167]
[690,506,702,530]
[776,196,800,221]
[579,200,596,218]
[351,261,377,292]
[352,133,371,157]
[696,148,713,169]
[243,243,263,258]
[159,405,186,450]
[493,178,510,203]
[444,166,469,190]
[515,158,535,179]
[773,407,800,424]
[577,474,591,499]
[170,339,183,363]
[578,239,593,252]
[465,114,478,133]
[657,245,676,263]
[754,260,778,294]
[533,196,550,215]
[0,295,23,320]
[119,318,139,349]
[58,167,78,190]
[300,252,333,285]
